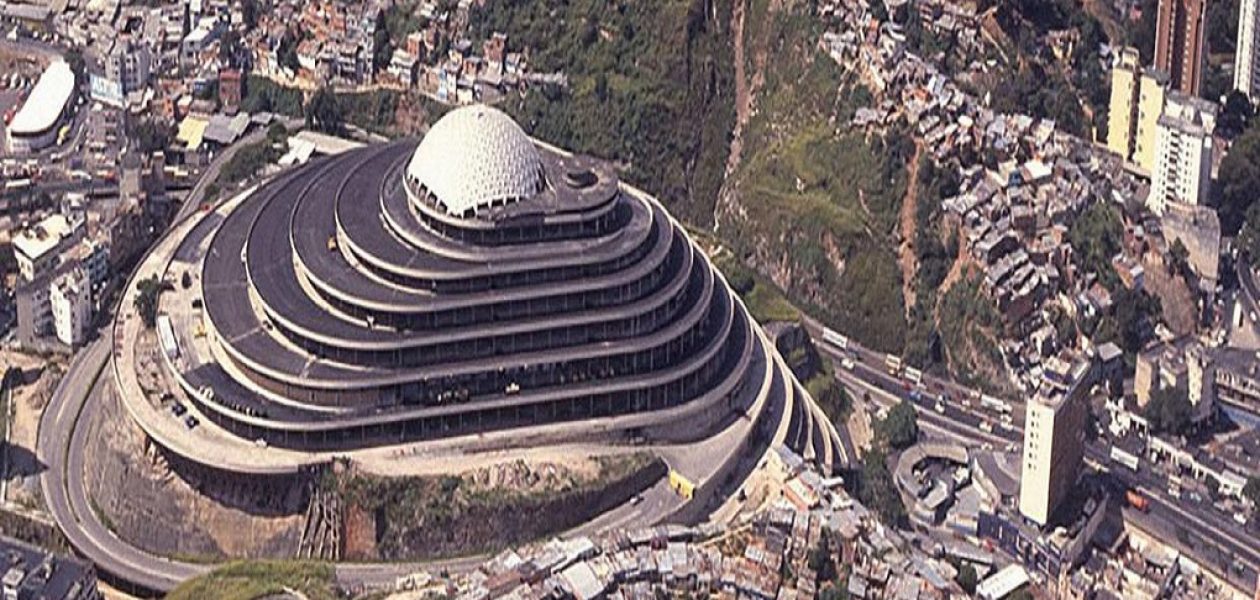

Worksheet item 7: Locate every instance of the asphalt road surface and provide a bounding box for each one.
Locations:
[806,326,1260,592]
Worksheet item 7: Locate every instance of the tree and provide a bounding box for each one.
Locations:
[373,9,392,71]
[1244,477,1260,514]
[1205,473,1220,498]
[867,0,887,21]
[1068,202,1123,288]
[267,121,289,144]
[818,584,846,600]
[277,30,301,72]
[807,536,837,582]
[305,87,346,136]
[1129,0,1158,63]
[857,449,906,526]
[64,49,85,82]
[241,0,259,28]
[1218,124,1260,236]
[1144,386,1192,435]
[876,399,918,449]
[1205,0,1239,55]
[134,275,166,328]
[1007,589,1034,600]
[181,271,192,290]
[1101,287,1161,355]
[956,564,978,594]
[130,119,170,154]
[1169,239,1191,279]
[1219,92,1254,140]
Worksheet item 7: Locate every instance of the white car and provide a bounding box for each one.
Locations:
[1235,512,1249,526]
[841,357,855,370]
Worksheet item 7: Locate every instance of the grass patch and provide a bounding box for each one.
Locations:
[165,561,337,600]
[805,368,850,427]
[714,251,800,323]
[241,75,305,116]
[937,273,1007,393]
[216,140,281,187]
[722,0,910,354]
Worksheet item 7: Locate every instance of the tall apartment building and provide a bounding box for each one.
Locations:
[11,212,85,282]
[104,36,151,95]
[1109,48,1169,175]
[1149,91,1216,215]
[1238,0,1260,101]
[1135,337,1216,421]
[1134,69,1169,174]
[50,267,91,347]
[1019,353,1093,527]
[1107,48,1142,160]
[1155,0,1207,96]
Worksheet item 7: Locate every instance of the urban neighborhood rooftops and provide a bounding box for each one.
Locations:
[11,213,80,262]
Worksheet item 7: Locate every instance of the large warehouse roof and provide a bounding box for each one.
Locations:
[8,60,75,136]
[406,104,543,216]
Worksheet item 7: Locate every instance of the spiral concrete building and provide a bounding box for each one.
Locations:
[164,105,775,451]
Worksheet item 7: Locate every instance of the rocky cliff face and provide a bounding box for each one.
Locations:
[83,382,305,560]
[338,455,666,560]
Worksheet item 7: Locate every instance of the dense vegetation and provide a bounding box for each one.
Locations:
[1222,118,1260,242]
[1069,202,1124,288]
[936,273,1006,393]
[715,250,801,324]
[213,123,290,192]
[473,0,737,226]
[165,561,337,600]
[1090,286,1162,360]
[903,158,960,371]
[240,75,305,116]
[133,275,168,328]
[1144,386,1193,436]
[874,400,918,450]
[721,5,911,354]
[987,0,1109,138]
[1245,477,1260,516]
[856,449,906,527]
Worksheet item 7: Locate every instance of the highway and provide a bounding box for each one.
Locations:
[800,321,1260,592]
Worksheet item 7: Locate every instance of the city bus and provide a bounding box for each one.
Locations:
[980,394,1011,415]
[822,327,848,351]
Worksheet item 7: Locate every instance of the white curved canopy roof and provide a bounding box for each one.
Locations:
[407,104,543,216]
[9,61,74,136]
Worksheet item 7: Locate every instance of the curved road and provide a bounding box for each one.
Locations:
[37,335,488,593]
[38,337,209,592]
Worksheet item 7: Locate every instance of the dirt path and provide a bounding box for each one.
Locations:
[896,140,923,313]
[938,233,970,297]
[714,0,769,229]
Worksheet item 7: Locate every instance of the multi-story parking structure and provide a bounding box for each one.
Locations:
[176,105,762,450]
